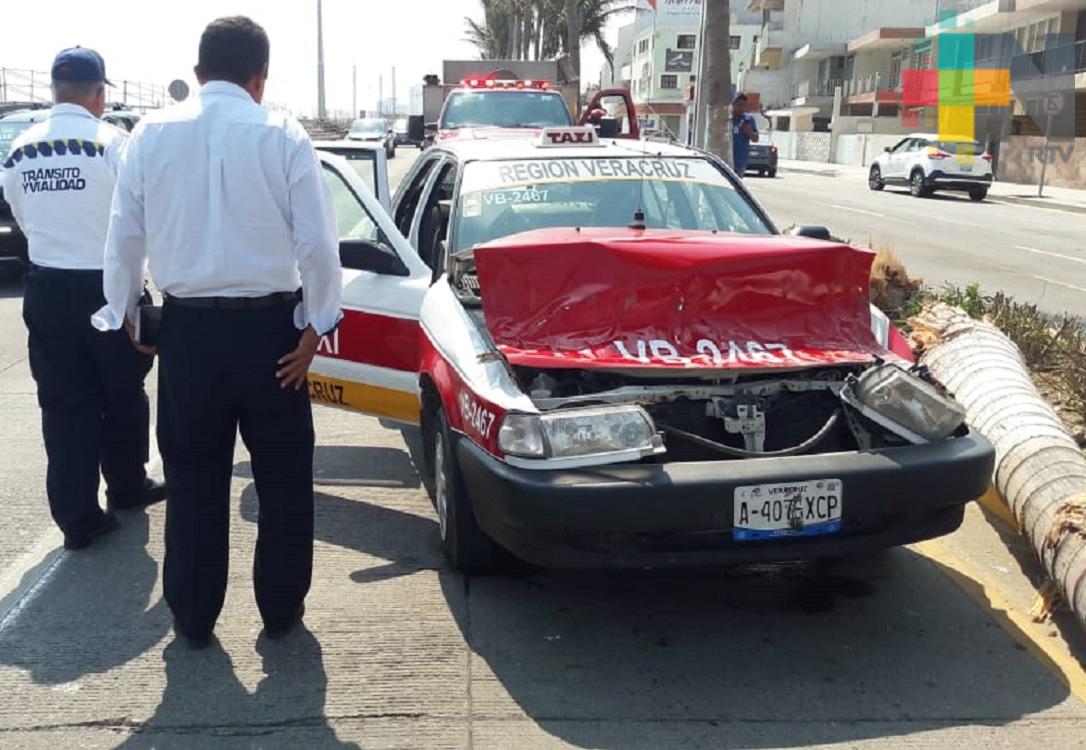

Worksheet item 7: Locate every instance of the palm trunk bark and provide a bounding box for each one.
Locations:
[565,0,582,84]
[697,0,732,163]
[913,304,1086,632]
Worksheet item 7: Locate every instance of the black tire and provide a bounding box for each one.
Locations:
[969,188,987,202]
[910,170,930,198]
[868,165,884,191]
[429,407,518,573]
[758,169,766,177]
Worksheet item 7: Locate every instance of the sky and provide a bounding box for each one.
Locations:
[1,0,617,118]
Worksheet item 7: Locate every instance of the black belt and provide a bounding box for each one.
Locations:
[164,291,300,310]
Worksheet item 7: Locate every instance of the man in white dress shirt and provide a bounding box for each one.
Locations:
[94,17,342,648]
[3,47,165,551]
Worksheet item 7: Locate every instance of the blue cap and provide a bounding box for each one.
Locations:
[51,47,112,86]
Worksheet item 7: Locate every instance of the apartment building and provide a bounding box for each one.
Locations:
[740,0,992,126]
[609,1,762,139]
[753,0,1086,188]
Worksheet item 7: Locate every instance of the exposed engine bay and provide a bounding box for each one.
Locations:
[511,365,923,462]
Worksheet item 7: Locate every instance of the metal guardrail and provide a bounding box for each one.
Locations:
[0,67,167,112]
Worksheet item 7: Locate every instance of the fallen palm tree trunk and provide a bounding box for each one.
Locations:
[911,304,1086,630]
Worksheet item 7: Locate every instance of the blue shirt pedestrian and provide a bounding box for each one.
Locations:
[732,113,758,175]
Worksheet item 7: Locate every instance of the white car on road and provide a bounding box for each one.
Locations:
[868,133,993,201]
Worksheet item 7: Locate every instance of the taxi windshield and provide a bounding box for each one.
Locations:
[441,91,573,130]
[454,156,771,251]
[0,121,33,161]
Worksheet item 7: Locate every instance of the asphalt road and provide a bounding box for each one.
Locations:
[744,171,1086,318]
[1,147,1085,749]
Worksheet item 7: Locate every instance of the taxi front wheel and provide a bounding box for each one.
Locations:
[431,407,519,574]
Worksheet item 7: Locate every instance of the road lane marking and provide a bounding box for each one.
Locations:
[827,204,887,218]
[0,444,163,635]
[916,538,1086,705]
[1015,245,1086,266]
[1033,276,1086,294]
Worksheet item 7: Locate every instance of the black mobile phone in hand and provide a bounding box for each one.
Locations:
[138,304,162,348]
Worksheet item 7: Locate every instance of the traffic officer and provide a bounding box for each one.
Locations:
[94,16,342,649]
[2,48,165,551]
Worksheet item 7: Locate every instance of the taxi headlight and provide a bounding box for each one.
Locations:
[843,363,966,443]
[498,405,661,460]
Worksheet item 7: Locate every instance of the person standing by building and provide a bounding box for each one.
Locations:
[2,48,165,551]
[94,17,342,649]
[731,92,759,178]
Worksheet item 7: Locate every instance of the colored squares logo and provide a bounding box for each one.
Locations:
[901,34,1011,149]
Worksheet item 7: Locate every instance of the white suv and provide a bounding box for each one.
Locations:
[869,133,993,201]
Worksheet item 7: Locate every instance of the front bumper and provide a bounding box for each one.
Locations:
[457,432,994,569]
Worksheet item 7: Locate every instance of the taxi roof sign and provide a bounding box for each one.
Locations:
[537,126,602,148]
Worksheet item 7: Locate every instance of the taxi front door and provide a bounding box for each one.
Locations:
[310,152,429,424]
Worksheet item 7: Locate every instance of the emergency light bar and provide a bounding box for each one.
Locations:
[537,126,603,148]
[460,78,551,90]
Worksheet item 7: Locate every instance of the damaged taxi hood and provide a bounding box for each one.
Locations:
[472,228,886,372]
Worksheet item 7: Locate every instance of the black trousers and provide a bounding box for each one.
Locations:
[22,265,153,534]
[157,300,314,636]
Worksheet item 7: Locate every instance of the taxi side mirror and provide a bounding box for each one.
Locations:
[339,239,410,276]
[789,225,834,241]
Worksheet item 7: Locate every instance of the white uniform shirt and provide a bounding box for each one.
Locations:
[93,81,342,335]
[2,104,125,270]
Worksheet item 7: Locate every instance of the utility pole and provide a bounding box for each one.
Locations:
[352,65,357,119]
[378,74,384,117]
[317,0,327,120]
[697,0,733,164]
[391,66,397,116]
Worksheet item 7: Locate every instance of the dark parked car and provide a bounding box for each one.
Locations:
[0,109,49,267]
[746,143,779,177]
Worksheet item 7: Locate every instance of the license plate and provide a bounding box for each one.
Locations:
[959,164,973,172]
[733,479,843,541]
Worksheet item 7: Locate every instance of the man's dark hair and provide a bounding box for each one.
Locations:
[196,16,270,86]
[733,92,748,103]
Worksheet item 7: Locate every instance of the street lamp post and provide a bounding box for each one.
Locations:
[317,0,327,121]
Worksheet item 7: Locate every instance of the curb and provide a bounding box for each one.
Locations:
[986,194,1086,215]
[779,165,841,178]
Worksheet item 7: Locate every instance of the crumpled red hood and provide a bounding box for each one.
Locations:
[473,228,886,371]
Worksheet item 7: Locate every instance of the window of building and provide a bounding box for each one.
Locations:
[660,74,679,89]
[730,35,741,50]
[677,34,696,50]
[889,51,904,88]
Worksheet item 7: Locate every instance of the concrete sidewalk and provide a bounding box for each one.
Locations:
[778,158,1086,214]
[1,406,1086,748]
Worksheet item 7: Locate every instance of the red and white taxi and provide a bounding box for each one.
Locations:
[431,78,575,146]
[313,127,994,572]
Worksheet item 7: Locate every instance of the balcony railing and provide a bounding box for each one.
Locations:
[1010,40,1086,80]
[794,74,904,101]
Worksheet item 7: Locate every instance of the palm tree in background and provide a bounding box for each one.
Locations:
[464,0,634,80]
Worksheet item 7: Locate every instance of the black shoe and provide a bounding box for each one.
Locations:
[107,478,167,511]
[173,619,213,650]
[63,510,119,550]
[263,604,305,640]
